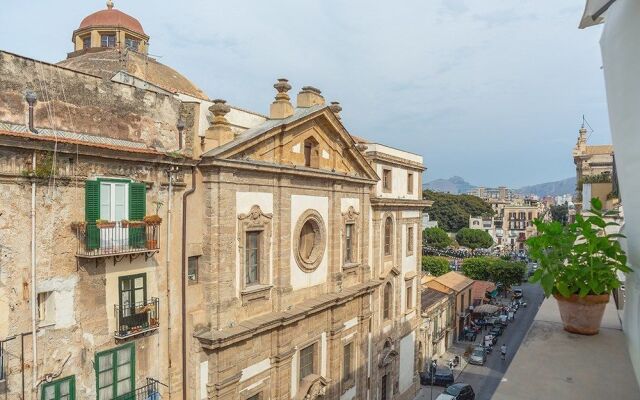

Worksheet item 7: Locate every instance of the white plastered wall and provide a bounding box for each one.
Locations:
[399,331,416,393]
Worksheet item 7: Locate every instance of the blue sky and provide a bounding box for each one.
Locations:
[0,0,610,187]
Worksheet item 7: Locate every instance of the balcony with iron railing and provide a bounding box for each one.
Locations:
[114,298,159,340]
[75,222,160,262]
[113,378,165,400]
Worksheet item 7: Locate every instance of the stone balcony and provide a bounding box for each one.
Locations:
[493,295,639,399]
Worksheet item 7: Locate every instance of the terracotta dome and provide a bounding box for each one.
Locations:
[78,7,145,35]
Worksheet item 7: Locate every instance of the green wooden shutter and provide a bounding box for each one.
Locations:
[129,182,146,248]
[85,180,100,250]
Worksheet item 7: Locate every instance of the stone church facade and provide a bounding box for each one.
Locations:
[0,3,428,400]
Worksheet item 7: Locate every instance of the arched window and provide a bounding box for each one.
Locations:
[383,282,392,320]
[384,216,393,256]
[303,137,319,168]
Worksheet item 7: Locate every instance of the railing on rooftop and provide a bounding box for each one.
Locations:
[76,222,159,259]
[114,298,159,340]
[113,378,164,400]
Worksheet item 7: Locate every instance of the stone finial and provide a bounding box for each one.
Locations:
[329,101,342,120]
[270,78,294,119]
[205,99,234,149]
[297,86,325,108]
[107,0,114,10]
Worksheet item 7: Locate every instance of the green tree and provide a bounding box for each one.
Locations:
[490,259,526,288]
[461,257,493,280]
[455,228,493,250]
[550,203,569,226]
[462,257,526,288]
[423,190,494,232]
[423,227,452,249]
[422,256,451,276]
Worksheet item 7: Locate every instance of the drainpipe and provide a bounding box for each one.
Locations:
[165,167,175,398]
[25,91,38,134]
[30,149,37,399]
[181,167,196,400]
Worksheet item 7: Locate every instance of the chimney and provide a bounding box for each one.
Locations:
[270,78,294,119]
[329,101,342,120]
[205,99,234,150]
[297,86,325,108]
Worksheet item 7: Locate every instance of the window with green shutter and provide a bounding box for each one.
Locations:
[128,182,146,248]
[85,180,101,250]
[41,375,75,400]
[95,343,135,400]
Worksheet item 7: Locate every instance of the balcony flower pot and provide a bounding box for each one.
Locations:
[143,215,163,226]
[553,293,609,335]
[146,239,158,250]
[96,220,116,229]
[121,219,145,228]
[527,198,629,336]
[70,221,86,233]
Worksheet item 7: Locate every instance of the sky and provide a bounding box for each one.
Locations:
[0,0,612,188]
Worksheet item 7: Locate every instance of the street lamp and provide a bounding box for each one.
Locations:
[430,359,437,400]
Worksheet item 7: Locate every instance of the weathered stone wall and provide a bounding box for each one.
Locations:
[0,145,188,399]
[0,51,182,151]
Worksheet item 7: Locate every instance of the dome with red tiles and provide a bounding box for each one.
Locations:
[78,1,145,35]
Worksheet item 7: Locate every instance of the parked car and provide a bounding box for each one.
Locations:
[438,383,476,400]
[468,346,486,365]
[490,326,503,337]
[513,288,523,299]
[421,366,455,386]
[484,334,497,346]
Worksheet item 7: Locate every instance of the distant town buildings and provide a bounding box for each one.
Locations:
[572,125,616,212]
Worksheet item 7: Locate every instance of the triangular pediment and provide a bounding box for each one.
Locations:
[206,106,378,181]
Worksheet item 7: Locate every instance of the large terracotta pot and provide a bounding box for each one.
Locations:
[554,293,609,335]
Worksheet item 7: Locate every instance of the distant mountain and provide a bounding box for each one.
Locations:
[516,177,576,197]
[424,176,476,194]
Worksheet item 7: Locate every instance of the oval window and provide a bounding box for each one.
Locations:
[294,210,326,271]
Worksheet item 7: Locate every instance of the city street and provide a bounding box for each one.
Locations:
[416,283,545,400]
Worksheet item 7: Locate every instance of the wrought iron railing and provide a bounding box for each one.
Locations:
[76,222,160,258]
[432,328,446,343]
[114,298,159,339]
[114,378,164,400]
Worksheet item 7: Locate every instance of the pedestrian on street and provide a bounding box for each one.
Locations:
[500,344,507,361]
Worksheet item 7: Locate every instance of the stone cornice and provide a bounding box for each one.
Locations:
[370,197,433,209]
[364,151,425,171]
[199,158,378,185]
[195,281,380,350]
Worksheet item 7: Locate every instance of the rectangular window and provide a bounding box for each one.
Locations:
[119,274,147,331]
[382,169,392,192]
[246,231,260,285]
[299,344,315,380]
[407,172,414,194]
[96,344,134,400]
[461,294,465,312]
[41,375,75,400]
[82,36,91,49]
[37,291,55,325]
[406,285,412,309]
[188,256,199,284]
[101,34,116,48]
[345,223,354,263]
[125,37,139,51]
[343,342,353,383]
[407,226,414,254]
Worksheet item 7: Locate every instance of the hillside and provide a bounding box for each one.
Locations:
[516,177,575,197]
[424,176,475,194]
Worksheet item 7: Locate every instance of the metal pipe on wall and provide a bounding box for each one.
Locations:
[30,150,37,400]
[181,167,196,400]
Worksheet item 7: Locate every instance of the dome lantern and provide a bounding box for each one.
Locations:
[70,1,149,56]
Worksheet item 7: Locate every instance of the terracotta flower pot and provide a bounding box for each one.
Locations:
[554,292,609,335]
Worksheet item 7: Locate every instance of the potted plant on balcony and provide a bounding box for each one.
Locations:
[70,221,86,233]
[527,198,630,335]
[96,219,116,229]
[121,219,146,228]
[143,206,163,250]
